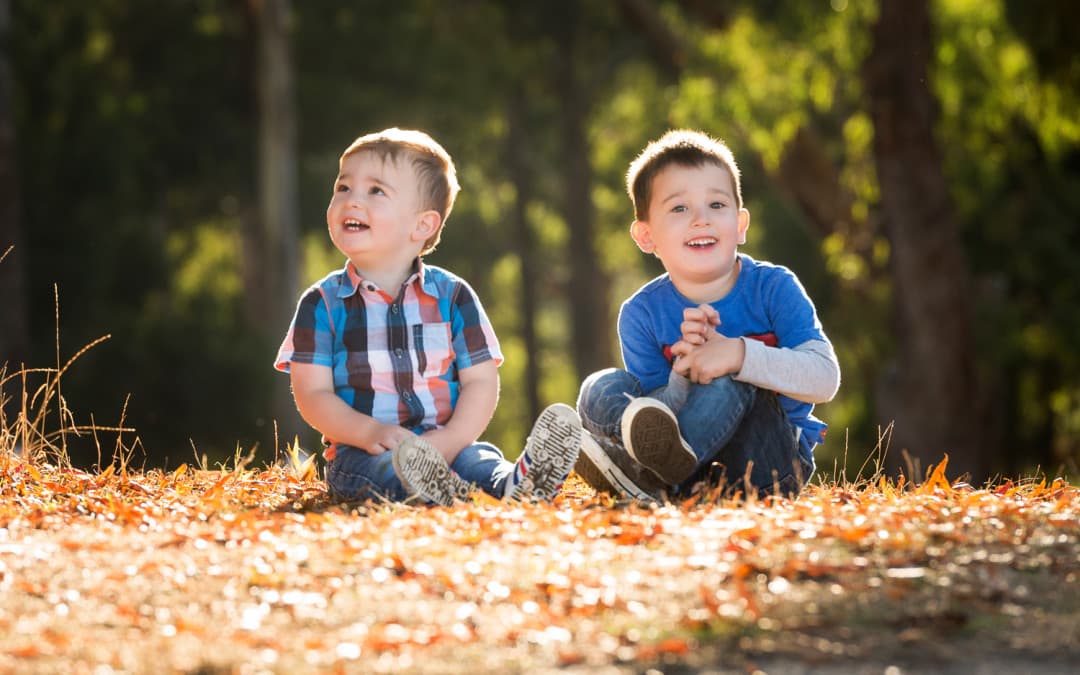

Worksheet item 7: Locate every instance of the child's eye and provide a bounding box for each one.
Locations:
[369,186,386,196]
[335,183,349,193]
[710,201,725,209]
[671,205,687,213]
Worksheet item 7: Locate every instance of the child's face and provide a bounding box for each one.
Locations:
[326,151,437,269]
[631,162,749,290]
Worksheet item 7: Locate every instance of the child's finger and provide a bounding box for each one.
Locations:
[671,353,691,376]
[669,339,693,358]
[698,303,721,326]
[682,317,711,334]
[680,325,706,344]
[683,306,709,323]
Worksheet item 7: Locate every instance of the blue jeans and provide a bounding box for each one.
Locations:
[577,368,812,497]
[325,441,514,502]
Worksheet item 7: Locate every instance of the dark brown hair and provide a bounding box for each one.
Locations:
[626,129,742,221]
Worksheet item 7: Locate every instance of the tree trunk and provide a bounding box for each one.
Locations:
[555,11,613,383]
[0,0,29,376]
[505,92,542,423]
[778,127,859,241]
[863,0,986,482]
[250,0,303,447]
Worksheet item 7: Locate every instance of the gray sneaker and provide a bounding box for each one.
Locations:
[621,397,697,486]
[575,432,663,501]
[392,436,472,506]
[506,403,583,501]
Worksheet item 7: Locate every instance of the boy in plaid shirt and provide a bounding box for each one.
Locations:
[276,128,581,505]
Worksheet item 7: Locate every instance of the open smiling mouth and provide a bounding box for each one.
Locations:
[686,237,716,248]
[344,218,370,232]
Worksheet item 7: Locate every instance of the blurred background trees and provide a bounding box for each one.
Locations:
[2,0,1077,482]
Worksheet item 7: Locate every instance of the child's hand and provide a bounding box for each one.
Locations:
[365,423,415,455]
[680,304,721,346]
[669,340,694,377]
[670,333,745,385]
[671,354,690,378]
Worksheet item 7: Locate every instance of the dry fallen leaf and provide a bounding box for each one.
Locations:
[0,454,1077,673]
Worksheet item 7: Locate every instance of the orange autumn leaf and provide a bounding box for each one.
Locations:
[7,644,42,658]
[656,637,692,655]
[917,454,952,494]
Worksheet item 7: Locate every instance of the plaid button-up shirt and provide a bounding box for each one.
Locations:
[275,260,503,460]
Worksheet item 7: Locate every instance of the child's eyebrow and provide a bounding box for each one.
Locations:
[659,189,687,206]
[367,175,395,193]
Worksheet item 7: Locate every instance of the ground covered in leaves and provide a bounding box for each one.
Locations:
[1,453,1078,674]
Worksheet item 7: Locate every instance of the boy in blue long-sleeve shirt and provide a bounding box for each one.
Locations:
[575,129,840,500]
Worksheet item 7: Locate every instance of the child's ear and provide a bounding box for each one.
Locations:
[412,210,442,242]
[630,220,655,254]
[737,208,750,245]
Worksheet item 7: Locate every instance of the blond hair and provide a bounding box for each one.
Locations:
[342,128,460,254]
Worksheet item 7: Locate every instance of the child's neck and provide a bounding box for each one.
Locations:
[351,257,419,294]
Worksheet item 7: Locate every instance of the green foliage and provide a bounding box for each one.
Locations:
[931,0,1080,470]
[7,0,1079,475]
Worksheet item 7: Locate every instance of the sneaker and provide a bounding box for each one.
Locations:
[392,435,472,506]
[575,432,662,501]
[505,403,583,501]
[621,397,697,486]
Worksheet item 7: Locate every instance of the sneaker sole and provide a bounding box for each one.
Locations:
[622,398,697,485]
[575,435,654,501]
[392,436,472,506]
[509,403,582,501]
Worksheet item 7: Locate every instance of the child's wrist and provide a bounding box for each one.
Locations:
[733,337,746,373]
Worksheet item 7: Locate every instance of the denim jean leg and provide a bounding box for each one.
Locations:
[678,380,807,497]
[577,368,643,439]
[676,376,756,463]
[671,376,755,494]
[718,391,808,497]
[450,442,514,498]
[325,446,409,502]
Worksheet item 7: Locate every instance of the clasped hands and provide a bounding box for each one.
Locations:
[669,304,745,385]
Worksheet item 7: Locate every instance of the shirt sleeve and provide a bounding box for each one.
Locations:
[736,266,839,402]
[650,370,692,412]
[449,279,503,370]
[618,298,670,393]
[274,287,335,372]
[765,266,827,348]
[736,338,840,403]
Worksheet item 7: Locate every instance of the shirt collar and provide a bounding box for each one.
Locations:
[337,258,429,299]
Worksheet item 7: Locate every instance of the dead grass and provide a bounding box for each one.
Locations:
[1,351,1079,674]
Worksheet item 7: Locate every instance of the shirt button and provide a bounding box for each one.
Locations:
[394,348,404,358]
[403,392,412,400]
[391,305,400,314]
